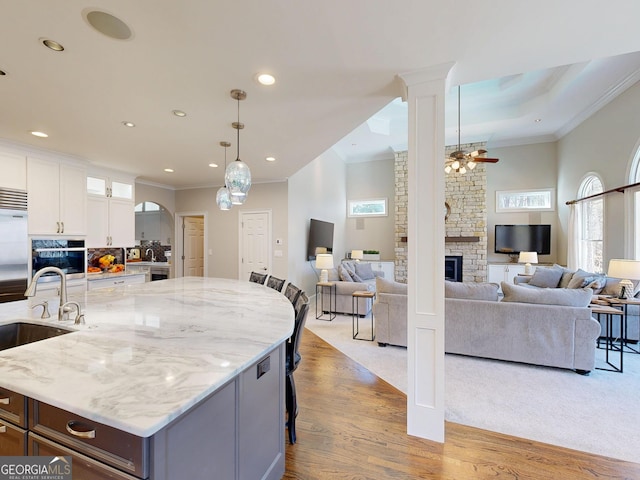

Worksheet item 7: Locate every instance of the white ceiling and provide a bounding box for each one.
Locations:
[2,1,640,188]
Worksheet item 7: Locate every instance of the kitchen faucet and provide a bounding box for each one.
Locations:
[24,266,81,322]
[145,248,156,262]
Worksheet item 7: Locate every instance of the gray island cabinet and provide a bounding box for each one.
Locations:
[0,277,294,480]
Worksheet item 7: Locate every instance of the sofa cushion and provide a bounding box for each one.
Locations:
[554,264,576,288]
[501,282,592,307]
[376,276,407,294]
[355,262,375,280]
[338,264,353,282]
[327,268,340,281]
[445,281,499,301]
[528,266,563,288]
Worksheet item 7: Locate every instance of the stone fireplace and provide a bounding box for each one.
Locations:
[394,142,488,283]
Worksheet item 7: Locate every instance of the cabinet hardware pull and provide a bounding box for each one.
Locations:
[0,397,9,404]
[0,426,6,433]
[61,221,64,233]
[56,221,61,233]
[66,421,96,439]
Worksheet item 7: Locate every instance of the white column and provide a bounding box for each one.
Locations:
[399,63,453,442]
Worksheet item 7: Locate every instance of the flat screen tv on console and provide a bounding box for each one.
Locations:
[494,224,551,255]
[307,218,334,261]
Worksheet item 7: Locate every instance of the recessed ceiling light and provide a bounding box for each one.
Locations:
[30,131,48,138]
[164,168,174,173]
[122,121,135,127]
[209,163,218,168]
[172,110,187,117]
[257,73,276,86]
[265,156,276,162]
[41,39,64,51]
[534,118,542,123]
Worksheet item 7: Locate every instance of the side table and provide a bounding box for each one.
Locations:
[590,303,625,373]
[605,297,640,354]
[315,282,336,321]
[352,290,375,341]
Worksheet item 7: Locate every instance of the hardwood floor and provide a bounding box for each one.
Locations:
[284,330,640,479]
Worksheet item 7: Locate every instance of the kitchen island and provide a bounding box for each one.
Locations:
[0,277,295,480]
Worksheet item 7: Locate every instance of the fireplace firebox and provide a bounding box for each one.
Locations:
[445,255,463,282]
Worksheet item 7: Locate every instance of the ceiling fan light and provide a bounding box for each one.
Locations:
[451,160,460,170]
[444,165,452,174]
[467,161,476,170]
[459,166,467,174]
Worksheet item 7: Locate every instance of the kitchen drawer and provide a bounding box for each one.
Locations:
[87,274,146,291]
[0,419,27,455]
[29,432,140,480]
[29,400,148,479]
[0,386,27,427]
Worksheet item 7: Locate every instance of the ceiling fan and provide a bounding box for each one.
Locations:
[445,85,499,174]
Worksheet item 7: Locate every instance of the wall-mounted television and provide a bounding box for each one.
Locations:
[307,218,334,261]
[494,224,551,255]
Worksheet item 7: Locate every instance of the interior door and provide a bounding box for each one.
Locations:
[183,216,204,277]
[240,211,270,281]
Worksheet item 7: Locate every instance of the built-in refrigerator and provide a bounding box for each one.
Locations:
[0,188,28,303]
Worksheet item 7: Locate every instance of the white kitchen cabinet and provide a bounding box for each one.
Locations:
[27,157,86,236]
[86,175,135,248]
[0,151,26,191]
[488,263,529,292]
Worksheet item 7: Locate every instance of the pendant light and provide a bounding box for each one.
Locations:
[216,141,233,210]
[225,89,252,199]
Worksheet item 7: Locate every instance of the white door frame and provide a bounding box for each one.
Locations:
[175,211,208,278]
[238,209,272,281]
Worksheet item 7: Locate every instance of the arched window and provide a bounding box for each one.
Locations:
[578,175,603,273]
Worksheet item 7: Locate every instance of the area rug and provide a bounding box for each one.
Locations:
[305,311,640,464]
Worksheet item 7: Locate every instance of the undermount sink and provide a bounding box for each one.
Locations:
[0,322,72,352]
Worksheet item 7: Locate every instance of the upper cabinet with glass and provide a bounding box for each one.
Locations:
[87,175,134,200]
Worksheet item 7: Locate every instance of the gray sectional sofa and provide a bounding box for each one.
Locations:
[321,260,383,315]
[373,278,601,374]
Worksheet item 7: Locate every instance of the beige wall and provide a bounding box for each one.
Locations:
[135,182,176,215]
[175,181,288,280]
[486,142,559,264]
[344,159,395,260]
[557,80,640,266]
[288,149,347,294]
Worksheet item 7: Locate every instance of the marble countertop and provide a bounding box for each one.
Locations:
[0,277,295,437]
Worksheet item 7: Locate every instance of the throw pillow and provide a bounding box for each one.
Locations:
[376,276,408,295]
[327,268,340,282]
[527,266,563,288]
[501,282,592,307]
[566,269,597,289]
[602,277,640,296]
[554,264,576,288]
[444,281,499,301]
[354,262,375,280]
[338,264,353,282]
[351,271,364,282]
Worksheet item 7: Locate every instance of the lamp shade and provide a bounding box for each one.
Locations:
[518,252,538,264]
[215,186,232,210]
[607,259,640,280]
[315,254,334,270]
[225,159,252,197]
[351,250,364,261]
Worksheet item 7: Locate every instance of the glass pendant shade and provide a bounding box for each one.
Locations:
[216,186,232,210]
[230,191,247,205]
[225,159,251,197]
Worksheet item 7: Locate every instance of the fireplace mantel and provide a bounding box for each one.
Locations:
[445,236,480,243]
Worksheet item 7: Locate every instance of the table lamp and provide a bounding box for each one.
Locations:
[351,250,363,262]
[607,259,640,299]
[316,254,334,283]
[518,251,538,275]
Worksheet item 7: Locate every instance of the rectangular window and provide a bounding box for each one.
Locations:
[348,198,388,217]
[496,189,555,212]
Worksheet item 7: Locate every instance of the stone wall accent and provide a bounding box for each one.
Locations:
[393,142,488,284]
[394,151,408,282]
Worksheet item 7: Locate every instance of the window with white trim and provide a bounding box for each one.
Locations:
[578,175,603,273]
